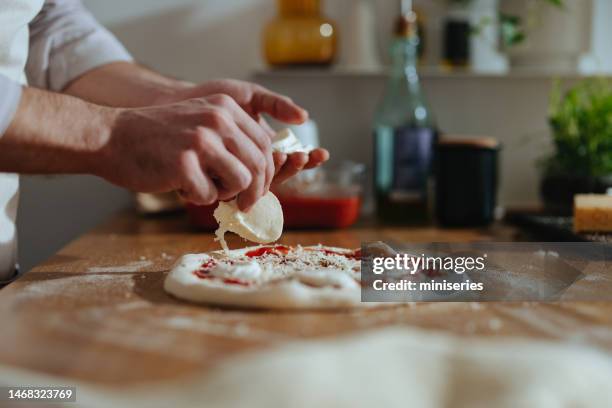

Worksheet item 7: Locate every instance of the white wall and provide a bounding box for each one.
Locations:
[83,0,273,81]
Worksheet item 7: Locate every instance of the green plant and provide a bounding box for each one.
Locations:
[463,0,565,47]
[544,79,612,177]
[499,0,564,46]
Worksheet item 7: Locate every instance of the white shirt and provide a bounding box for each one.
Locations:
[0,0,132,283]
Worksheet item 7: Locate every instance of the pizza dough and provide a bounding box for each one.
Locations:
[192,328,612,408]
[213,192,283,252]
[212,128,309,252]
[164,245,366,309]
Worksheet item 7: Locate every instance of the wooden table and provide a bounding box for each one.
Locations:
[1,212,611,387]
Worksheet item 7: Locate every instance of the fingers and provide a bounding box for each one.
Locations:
[186,93,319,210]
[197,129,252,201]
[208,94,275,196]
[178,151,218,205]
[272,149,330,186]
[273,152,308,186]
[232,108,275,195]
[216,120,267,211]
[211,95,271,150]
[258,115,276,138]
[303,148,330,169]
[194,105,266,210]
[273,151,288,175]
[251,87,308,124]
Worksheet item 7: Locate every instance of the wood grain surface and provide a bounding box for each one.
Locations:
[0,212,611,387]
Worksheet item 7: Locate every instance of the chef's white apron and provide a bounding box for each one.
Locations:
[0,0,45,280]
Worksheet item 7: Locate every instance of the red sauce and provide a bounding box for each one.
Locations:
[220,278,250,286]
[278,195,361,229]
[192,245,360,286]
[194,259,251,286]
[194,259,217,278]
[194,270,209,279]
[245,245,290,258]
[186,195,362,230]
[193,273,251,286]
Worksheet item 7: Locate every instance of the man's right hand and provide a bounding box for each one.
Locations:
[100,94,275,210]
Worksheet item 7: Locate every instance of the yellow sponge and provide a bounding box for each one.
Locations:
[574,194,612,233]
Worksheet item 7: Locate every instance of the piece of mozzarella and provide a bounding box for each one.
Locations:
[271,128,313,154]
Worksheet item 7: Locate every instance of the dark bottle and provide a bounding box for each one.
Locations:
[373,10,437,224]
[442,3,471,68]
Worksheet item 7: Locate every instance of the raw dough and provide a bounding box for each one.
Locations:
[213,192,283,252]
[164,245,366,310]
[195,327,612,408]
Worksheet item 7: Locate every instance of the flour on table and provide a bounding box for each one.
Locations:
[87,260,152,273]
[161,316,283,342]
[18,274,134,301]
[115,301,151,312]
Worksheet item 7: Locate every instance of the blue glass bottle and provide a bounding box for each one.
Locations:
[373,11,437,224]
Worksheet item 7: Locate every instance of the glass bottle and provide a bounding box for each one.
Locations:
[373,11,437,224]
[263,0,337,67]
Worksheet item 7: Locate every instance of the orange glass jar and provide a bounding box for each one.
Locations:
[263,0,337,67]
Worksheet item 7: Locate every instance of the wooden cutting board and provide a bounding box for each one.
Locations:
[0,212,611,387]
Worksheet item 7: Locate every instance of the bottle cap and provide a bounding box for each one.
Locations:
[394,11,418,38]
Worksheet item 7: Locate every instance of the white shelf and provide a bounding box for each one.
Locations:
[253,66,611,80]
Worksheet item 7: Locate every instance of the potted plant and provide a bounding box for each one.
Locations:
[540,78,612,214]
[443,0,575,72]
[499,0,592,70]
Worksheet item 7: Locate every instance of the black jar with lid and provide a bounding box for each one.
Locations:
[435,137,501,227]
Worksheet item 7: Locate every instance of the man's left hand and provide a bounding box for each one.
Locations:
[162,79,330,185]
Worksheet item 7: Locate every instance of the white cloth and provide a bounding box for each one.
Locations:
[0,85,20,283]
[0,0,132,281]
[26,0,132,91]
[0,0,44,84]
[0,0,43,282]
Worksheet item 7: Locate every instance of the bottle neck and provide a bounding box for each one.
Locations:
[389,36,421,89]
[377,33,434,128]
[278,0,320,17]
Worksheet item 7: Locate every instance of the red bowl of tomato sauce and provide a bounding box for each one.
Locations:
[186,162,365,230]
[277,194,361,228]
[185,202,218,230]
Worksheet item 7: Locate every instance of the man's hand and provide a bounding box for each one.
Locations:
[166,79,308,124]
[1,88,276,211]
[104,94,275,210]
[160,79,330,186]
[65,66,329,187]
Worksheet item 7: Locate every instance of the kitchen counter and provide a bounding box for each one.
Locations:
[0,211,611,387]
